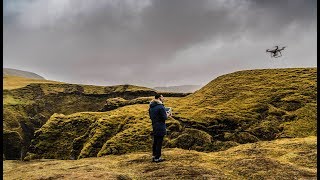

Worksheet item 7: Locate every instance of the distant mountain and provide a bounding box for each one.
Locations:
[3,68,45,80]
[153,85,202,93]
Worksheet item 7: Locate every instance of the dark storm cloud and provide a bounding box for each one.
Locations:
[3,0,316,87]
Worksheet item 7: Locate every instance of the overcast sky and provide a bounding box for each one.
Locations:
[3,0,317,87]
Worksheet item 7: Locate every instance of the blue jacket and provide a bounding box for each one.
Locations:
[149,99,168,136]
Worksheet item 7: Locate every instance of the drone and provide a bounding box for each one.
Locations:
[266,46,286,58]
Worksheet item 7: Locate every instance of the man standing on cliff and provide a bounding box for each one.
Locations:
[149,94,171,162]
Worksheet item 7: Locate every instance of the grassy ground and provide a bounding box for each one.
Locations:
[22,68,317,160]
[28,104,153,160]
[4,136,316,180]
[3,66,317,180]
[3,75,64,90]
[165,68,317,138]
[3,76,158,159]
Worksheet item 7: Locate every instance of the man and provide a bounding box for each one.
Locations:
[149,94,171,162]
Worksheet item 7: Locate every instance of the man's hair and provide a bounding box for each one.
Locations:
[155,94,162,99]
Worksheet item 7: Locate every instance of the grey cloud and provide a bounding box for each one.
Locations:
[3,0,317,87]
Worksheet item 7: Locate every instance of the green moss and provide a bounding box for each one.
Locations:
[3,81,159,159]
[3,106,27,129]
[3,95,30,105]
[211,140,240,151]
[3,130,22,160]
[30,113,97,159]
[168,128,213,151]
[279,103,317,137]
[98,123,153,156]
[226,132,260,144]
[23,152,40,161]
[168,68,316,140]
[248,120,281,140]
[166,119,183,133]
[101,97,153,111]
[77,118,121,159]
[29,105,152,159]
[5,67,317,159]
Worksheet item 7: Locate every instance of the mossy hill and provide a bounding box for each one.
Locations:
[3,75,64,90]
[24,68,316,160]
[168,68,316,139]
[3,76,188,160]
[4,136,317,179]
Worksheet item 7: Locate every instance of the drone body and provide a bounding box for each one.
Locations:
[266,46,286,58]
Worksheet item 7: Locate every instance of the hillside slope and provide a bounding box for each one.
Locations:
[3,83,152,160]
[4,136,317,179]
[3,75,63,90]
[3,76,188,160]
[167,67,317,138]
[3,68,45,80]
[27,68,317,160]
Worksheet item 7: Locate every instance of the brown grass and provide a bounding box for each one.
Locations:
[3,75,64,90]
[4,136,316,179]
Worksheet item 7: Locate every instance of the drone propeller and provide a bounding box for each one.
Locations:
[278,46,286,51]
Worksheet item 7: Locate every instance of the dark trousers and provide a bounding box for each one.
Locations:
[152,135,164,159]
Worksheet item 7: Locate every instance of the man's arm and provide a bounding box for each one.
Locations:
[159,106,168,122]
